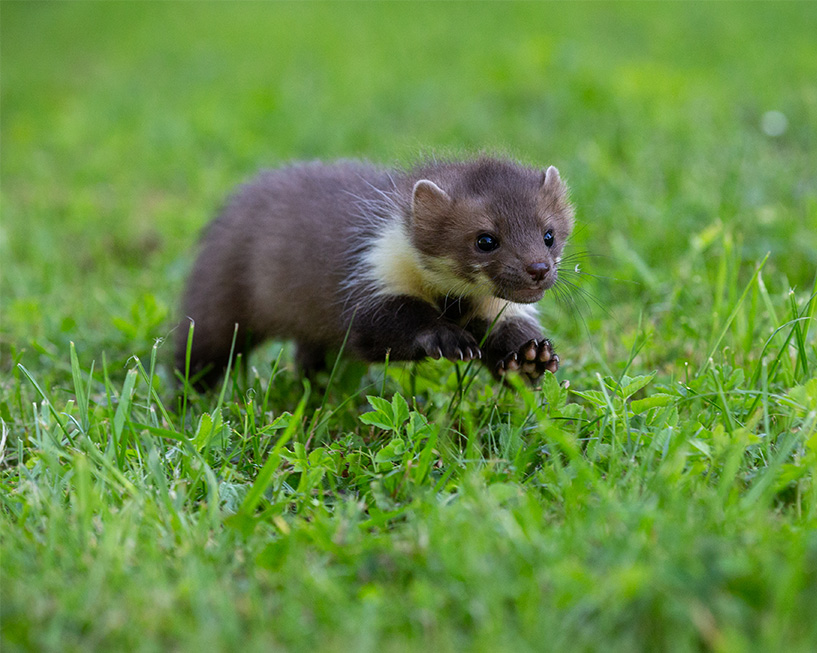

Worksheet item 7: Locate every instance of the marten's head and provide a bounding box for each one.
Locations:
[410,158,575,304]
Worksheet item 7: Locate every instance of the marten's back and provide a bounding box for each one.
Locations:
[178,162,398,375]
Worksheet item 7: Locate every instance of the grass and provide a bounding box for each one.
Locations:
[2,2,817,651]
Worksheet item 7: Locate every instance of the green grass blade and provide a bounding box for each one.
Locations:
[17,364,74,446]
[114,369,139,468]
[699,252,769,377]
[69,342,90,434]
[236,383,310,518]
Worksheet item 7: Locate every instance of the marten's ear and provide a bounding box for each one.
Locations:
[541,166,566,197]
[412,180,451,223]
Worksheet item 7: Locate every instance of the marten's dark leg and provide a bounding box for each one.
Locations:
[175,318,254,391]
[295,342,328,376]
[350,296,481,363]
[469,317,559,382]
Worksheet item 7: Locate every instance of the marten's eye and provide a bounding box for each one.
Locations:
[544,229,555,247]
[476,233,499,252]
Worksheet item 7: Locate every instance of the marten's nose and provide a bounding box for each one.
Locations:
[525,262,550,282]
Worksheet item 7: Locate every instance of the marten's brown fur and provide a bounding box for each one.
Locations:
[176,157,574,388]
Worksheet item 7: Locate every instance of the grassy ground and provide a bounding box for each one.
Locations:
[2,2,817,651]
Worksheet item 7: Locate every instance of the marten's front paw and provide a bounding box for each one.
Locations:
[415,325,481,362]
[497,339,559,382]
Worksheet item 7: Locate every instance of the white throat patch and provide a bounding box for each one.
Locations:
[362,221,490,304]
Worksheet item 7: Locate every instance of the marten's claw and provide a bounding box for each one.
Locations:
[497,338,559,382]
[415,325,481,363]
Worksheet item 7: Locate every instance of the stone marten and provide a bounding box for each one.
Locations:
[176,157,575,388]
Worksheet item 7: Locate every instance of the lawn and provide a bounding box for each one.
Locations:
[2,2,817,651]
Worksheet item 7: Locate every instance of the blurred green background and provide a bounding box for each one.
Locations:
[3,5,817,651]
[1,1,816,368]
